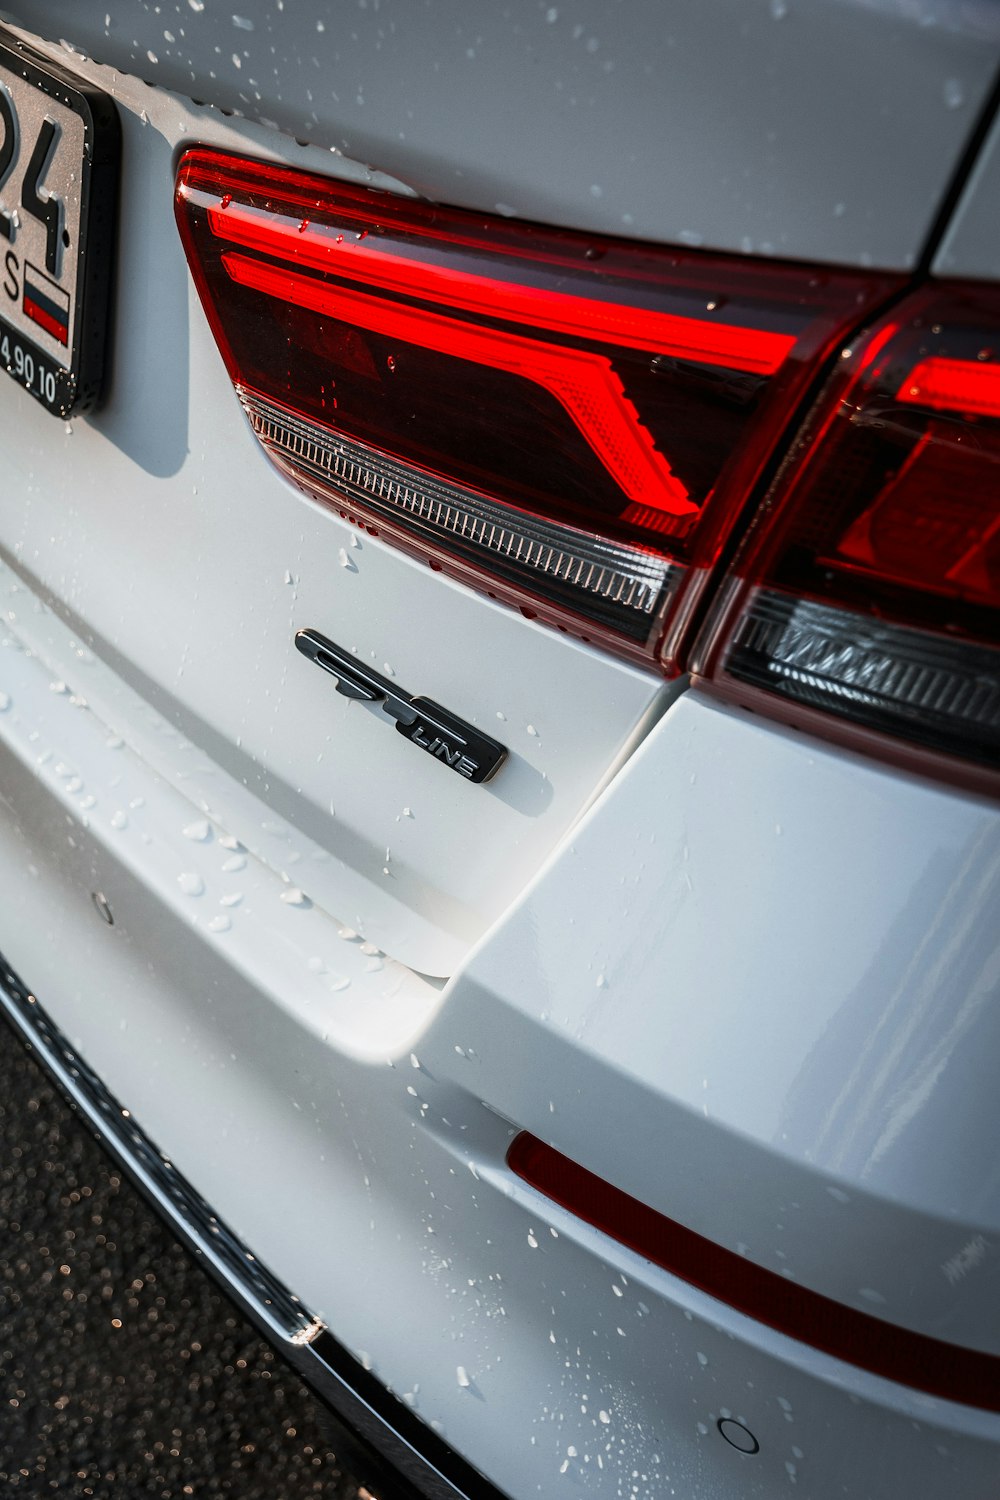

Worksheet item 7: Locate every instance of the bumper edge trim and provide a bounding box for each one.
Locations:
[0,950,508,1500]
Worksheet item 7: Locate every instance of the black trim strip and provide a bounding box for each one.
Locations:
[918,58,1000,275]
[0,951,509,1500]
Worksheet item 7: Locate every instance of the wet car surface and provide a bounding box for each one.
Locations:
[0,1028,371,1498]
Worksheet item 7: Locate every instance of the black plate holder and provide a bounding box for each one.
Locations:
[0,28,119,416]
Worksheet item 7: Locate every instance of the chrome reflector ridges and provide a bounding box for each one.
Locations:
[727,592,1000,764]
[239,387,677,637]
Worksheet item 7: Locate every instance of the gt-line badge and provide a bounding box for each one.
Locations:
[295,628,508,784]
[0,29,119,416]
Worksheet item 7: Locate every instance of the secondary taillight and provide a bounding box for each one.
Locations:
[697,285,1000,777]
[174,149,892,666]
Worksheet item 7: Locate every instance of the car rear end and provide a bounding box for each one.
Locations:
[0,3,999,1496]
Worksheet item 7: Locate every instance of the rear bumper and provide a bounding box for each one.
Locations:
[1,553,999,1497]
[0,951,505,1500]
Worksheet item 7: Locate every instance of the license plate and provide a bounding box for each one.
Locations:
[0,30,119,417]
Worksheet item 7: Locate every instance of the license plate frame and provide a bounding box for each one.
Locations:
[0,29,119,417]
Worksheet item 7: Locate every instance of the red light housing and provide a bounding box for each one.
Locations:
[174,149,893,665]
[697,285,1000,776]
[509,1132,1000,1412]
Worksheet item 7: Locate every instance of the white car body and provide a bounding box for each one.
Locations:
[0,4,998,1497]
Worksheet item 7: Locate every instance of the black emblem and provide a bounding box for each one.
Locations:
[295,628,507,784]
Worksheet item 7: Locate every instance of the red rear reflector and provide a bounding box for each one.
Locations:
[509,1132,1000,1413]
[698,284,1000,773]
[174,149,893,662]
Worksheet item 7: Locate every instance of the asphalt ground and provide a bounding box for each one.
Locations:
[0,1027,374,1498]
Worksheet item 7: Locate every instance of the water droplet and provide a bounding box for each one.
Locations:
[91,891,114,925]
[338,926,358,941]
[219,892,243,908]
[360,941,380,956]
[697,1351,709,1366]
[280,887,307,906]
[770,0,788,16]
[110,810,128,831]
[599,1410,610,1424]
[527,1230,539,1248]
[208,914,231,933]
[178,872,204,895]
[0,692,10,711]
[183,818,212,842]
[526,723,538,736]
[221,853,246,873]
[386,355,397,373]
[456,1365,471,1388]
[943,77,965,109]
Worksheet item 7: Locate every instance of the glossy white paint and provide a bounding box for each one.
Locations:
[4,0,1000,267]
[1,16,999,1500]
[1,622,999,1498]
[458,692,1000,1354]
[0,43,670,979]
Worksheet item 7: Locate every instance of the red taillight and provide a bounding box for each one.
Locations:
[697,285,1000,774]
[174,149,892,664]
[509,1133,1000,1412]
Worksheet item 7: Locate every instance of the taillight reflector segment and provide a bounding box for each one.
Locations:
[698,286,1000,769]
[509,1133,1000,1413]
[175,149,892,661]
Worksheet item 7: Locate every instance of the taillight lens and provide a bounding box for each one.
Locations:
[174,149,892,665]
[698,285,1000,774]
